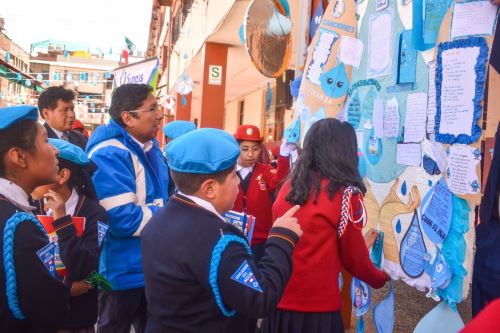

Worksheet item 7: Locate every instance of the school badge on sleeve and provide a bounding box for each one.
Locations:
[231,260,263,292]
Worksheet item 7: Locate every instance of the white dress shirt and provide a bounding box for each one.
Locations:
[177,191,225,222]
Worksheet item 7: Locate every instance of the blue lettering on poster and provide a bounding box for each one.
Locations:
[400,210,427,278]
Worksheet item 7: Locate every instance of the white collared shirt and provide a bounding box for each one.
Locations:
[237,164,254,180]
[177,191,225,222]
[46,189,79,217]
[48,125,66,140]
[131,135,153,153]
[0,178,36,212]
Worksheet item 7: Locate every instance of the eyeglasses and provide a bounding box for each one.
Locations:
[124,104,166,118]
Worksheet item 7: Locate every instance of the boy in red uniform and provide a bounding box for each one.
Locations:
[232,125,294,262]
[262,119,389,333]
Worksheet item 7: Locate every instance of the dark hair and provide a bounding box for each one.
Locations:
[108,84,153,127]
[38,86,76,118]
[0,120,39,177]
[286,118,366,205]
[58,158,98,200]
[170,164,235,195]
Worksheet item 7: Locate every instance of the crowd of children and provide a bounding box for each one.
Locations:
[0,83,498,333]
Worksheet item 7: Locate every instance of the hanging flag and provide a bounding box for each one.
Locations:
[121,37,136,65]
[309,1,324,40]
[265,82,272,113]
[125,37,136,52]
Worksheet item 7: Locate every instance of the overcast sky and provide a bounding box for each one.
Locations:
[1,0,153,53]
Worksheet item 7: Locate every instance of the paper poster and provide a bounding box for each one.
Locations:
[338,36,364,68]
[404,93,427,143]
[397,143,422,166]
[433,141,448,173]
[423,0,451,44]
[384,97,400,138]
[398,30,417,84]
[437,46,479,138]
[306,28,340,85]
[421,179,453,244]
[376,0,389,11]
[320,63,349,98]
[400,211,427,278]
[427,61,437,134]
[367,7,394,78]
[351,277,371,316]
[425,248,452,290]
[446,145,481,194]
[348,91,362,128]
[373,98,385,139]
[450,1,498,39]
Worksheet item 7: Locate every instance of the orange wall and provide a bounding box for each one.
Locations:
[175,92,192,121]
[200,42,228,129]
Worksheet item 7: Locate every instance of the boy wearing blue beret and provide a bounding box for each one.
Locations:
[141,128,302,333]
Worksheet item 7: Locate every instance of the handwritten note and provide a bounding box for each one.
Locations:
[438,47,479,137]
[404,93,428,143]
[384,97,399,138]
[446,145,481,194]
[373,98,385,139]
[422,179,453,244]
[397,143,422,166]
[451,1,498,39]
[338,36,364,69]
[368,8,394,78]
[427,61,437,134]
[433,141,448,173]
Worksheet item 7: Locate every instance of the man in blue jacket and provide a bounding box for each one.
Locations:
[87,84,169,333]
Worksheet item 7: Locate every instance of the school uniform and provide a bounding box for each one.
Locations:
[141,128,300,333]
[261,179,388,333]
[0,106,70,332]
[233,156,290,257]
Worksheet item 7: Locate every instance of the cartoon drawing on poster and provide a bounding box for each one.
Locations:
[421,178,453,244]
[400,211,427,278]
[446,145,481,195]
[384,97,400,138]
[367,7,394,78]
[320,63,349,98]
[351,277,371,316]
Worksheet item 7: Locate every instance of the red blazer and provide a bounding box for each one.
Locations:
[233,156,290,244]
[272,179,387,312]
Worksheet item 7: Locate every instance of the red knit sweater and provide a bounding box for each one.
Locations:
[272,179,388,312]
[233,156,290,244]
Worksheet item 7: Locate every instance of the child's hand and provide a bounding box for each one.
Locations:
[71,280,94,296]
[364,228,379,248]
[273,205,303,238]
[43,190,67,220]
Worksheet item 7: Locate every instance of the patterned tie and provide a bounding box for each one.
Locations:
[61,132,69,141]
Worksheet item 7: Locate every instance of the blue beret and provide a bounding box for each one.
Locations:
[163,120,196,139]
[0,105,38,130]
[166,128,240,174]
[49,139,90,166]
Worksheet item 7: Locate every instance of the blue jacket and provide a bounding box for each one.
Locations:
[87,120,169,290]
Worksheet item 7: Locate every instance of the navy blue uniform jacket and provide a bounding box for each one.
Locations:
[141,194,298,333]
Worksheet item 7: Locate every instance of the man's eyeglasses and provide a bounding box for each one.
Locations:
[124,105,165,117]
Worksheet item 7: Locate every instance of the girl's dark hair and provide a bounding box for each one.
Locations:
[286,118,366,205]
[58,158,98,201]
[0,120,39,177]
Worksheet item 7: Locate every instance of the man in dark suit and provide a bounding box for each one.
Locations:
[38,86,88,150]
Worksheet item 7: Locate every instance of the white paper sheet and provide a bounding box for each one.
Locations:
[367,7,394,78]
[397,143,422,166]
[438,47,480,137]
[421,139,435,159]
[384,97,400,138]
[427,61,437,134]
[404,92,428,143]
[451,1,498,39]
[373,98,385,138]
[338,36,364,69]
[356,130,364,150]
[433,141,448,173]
[446,145,481,195]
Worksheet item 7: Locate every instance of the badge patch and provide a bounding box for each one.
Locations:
[231,260,263,292]
[36,242,57,277]
[97,221,109,247]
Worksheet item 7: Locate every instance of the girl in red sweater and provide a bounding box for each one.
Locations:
[261,118,390,333]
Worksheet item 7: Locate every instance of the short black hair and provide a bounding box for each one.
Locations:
[38,86,76,118]
[108,84,153,127]
[57,158,98,200]
[170,164,235,195]
[0,120,39,177]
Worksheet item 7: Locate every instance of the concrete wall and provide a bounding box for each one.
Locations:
[242,88,264,129]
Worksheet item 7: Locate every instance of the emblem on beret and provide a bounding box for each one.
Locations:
[246,128,253,135]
